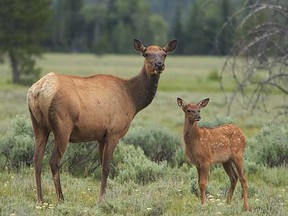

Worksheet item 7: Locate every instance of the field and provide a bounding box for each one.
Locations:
[0,54,287,215]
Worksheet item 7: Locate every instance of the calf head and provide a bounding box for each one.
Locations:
[177,97,210,123]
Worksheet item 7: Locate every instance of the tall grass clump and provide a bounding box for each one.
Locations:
[0,115,34,171]
[250,123,288,167]
[122,122,183,165]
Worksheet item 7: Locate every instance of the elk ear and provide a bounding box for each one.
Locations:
[163,39,177,53]
[134,39,146,53]
[197,98,209,109]
[177,97,186,109]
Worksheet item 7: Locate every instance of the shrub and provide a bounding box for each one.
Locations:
[0,115,34,170]
[122,122,181,165]
[111,142,166,184]
[207,70,220,81]
[199,116,235,128]
[61,142,99,177]
[251,124,288,167]
[172,147,186,167]
[0,115,100,176]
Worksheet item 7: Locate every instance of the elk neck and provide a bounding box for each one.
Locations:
[125,66,160,114]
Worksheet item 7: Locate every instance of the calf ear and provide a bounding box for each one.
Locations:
[163,40,177,53]
[134,39,146,53]
[177,97,186,109]
[197,98,210,109]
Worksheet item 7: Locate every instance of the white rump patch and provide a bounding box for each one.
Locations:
[27,72,59,123]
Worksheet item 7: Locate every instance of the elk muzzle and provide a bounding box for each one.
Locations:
[153,62,165,74]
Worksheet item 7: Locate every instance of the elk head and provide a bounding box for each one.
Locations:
[134,39,177,75]
[177,97,210,123]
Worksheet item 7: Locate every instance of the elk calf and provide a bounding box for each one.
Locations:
[177,97,249,211]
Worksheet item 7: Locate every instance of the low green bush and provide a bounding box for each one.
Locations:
[0,115,34,170]
[199,116,235,128]
[122,122,182,165]
[250,124,288,167]
[207,70,220,81]
[111,142,166,184]
[61,142,99,177]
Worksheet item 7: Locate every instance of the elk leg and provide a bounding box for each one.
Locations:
[49,134,69,203]
[233,157,250,211]
[197,166,210,204]
[33,127,49,204]
[98,140,105,166]
[222,160,238,205]
[99,136,119,201]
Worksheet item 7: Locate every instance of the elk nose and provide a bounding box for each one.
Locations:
[155,62,164,70]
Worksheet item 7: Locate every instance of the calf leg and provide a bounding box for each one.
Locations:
[222,160,238,205]
[233,157,249,211]
[197,166,210,204]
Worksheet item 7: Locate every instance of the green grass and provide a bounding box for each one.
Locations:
[0,54,287,215]
[0,166,287,215]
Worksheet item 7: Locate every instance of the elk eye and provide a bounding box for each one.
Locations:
[187,109,191,113]
[143,53,148,57]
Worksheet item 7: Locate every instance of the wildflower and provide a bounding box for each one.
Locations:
[207,194,214,199]
[216,212,222,215]
[146,207,152,211]
[43,203,49,208]
[35,205,42,210]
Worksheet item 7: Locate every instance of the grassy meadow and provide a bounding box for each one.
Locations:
[0,54,287,215]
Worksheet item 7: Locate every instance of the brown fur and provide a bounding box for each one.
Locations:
[27,39,177,204]
[177,97,249,211]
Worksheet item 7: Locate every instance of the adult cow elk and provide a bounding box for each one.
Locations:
[177,97,249,211]
[27,39,177,204]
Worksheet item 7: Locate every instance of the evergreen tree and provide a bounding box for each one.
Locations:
[0,0,51,84]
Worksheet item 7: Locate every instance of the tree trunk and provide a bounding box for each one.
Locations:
[8,50,20,84]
